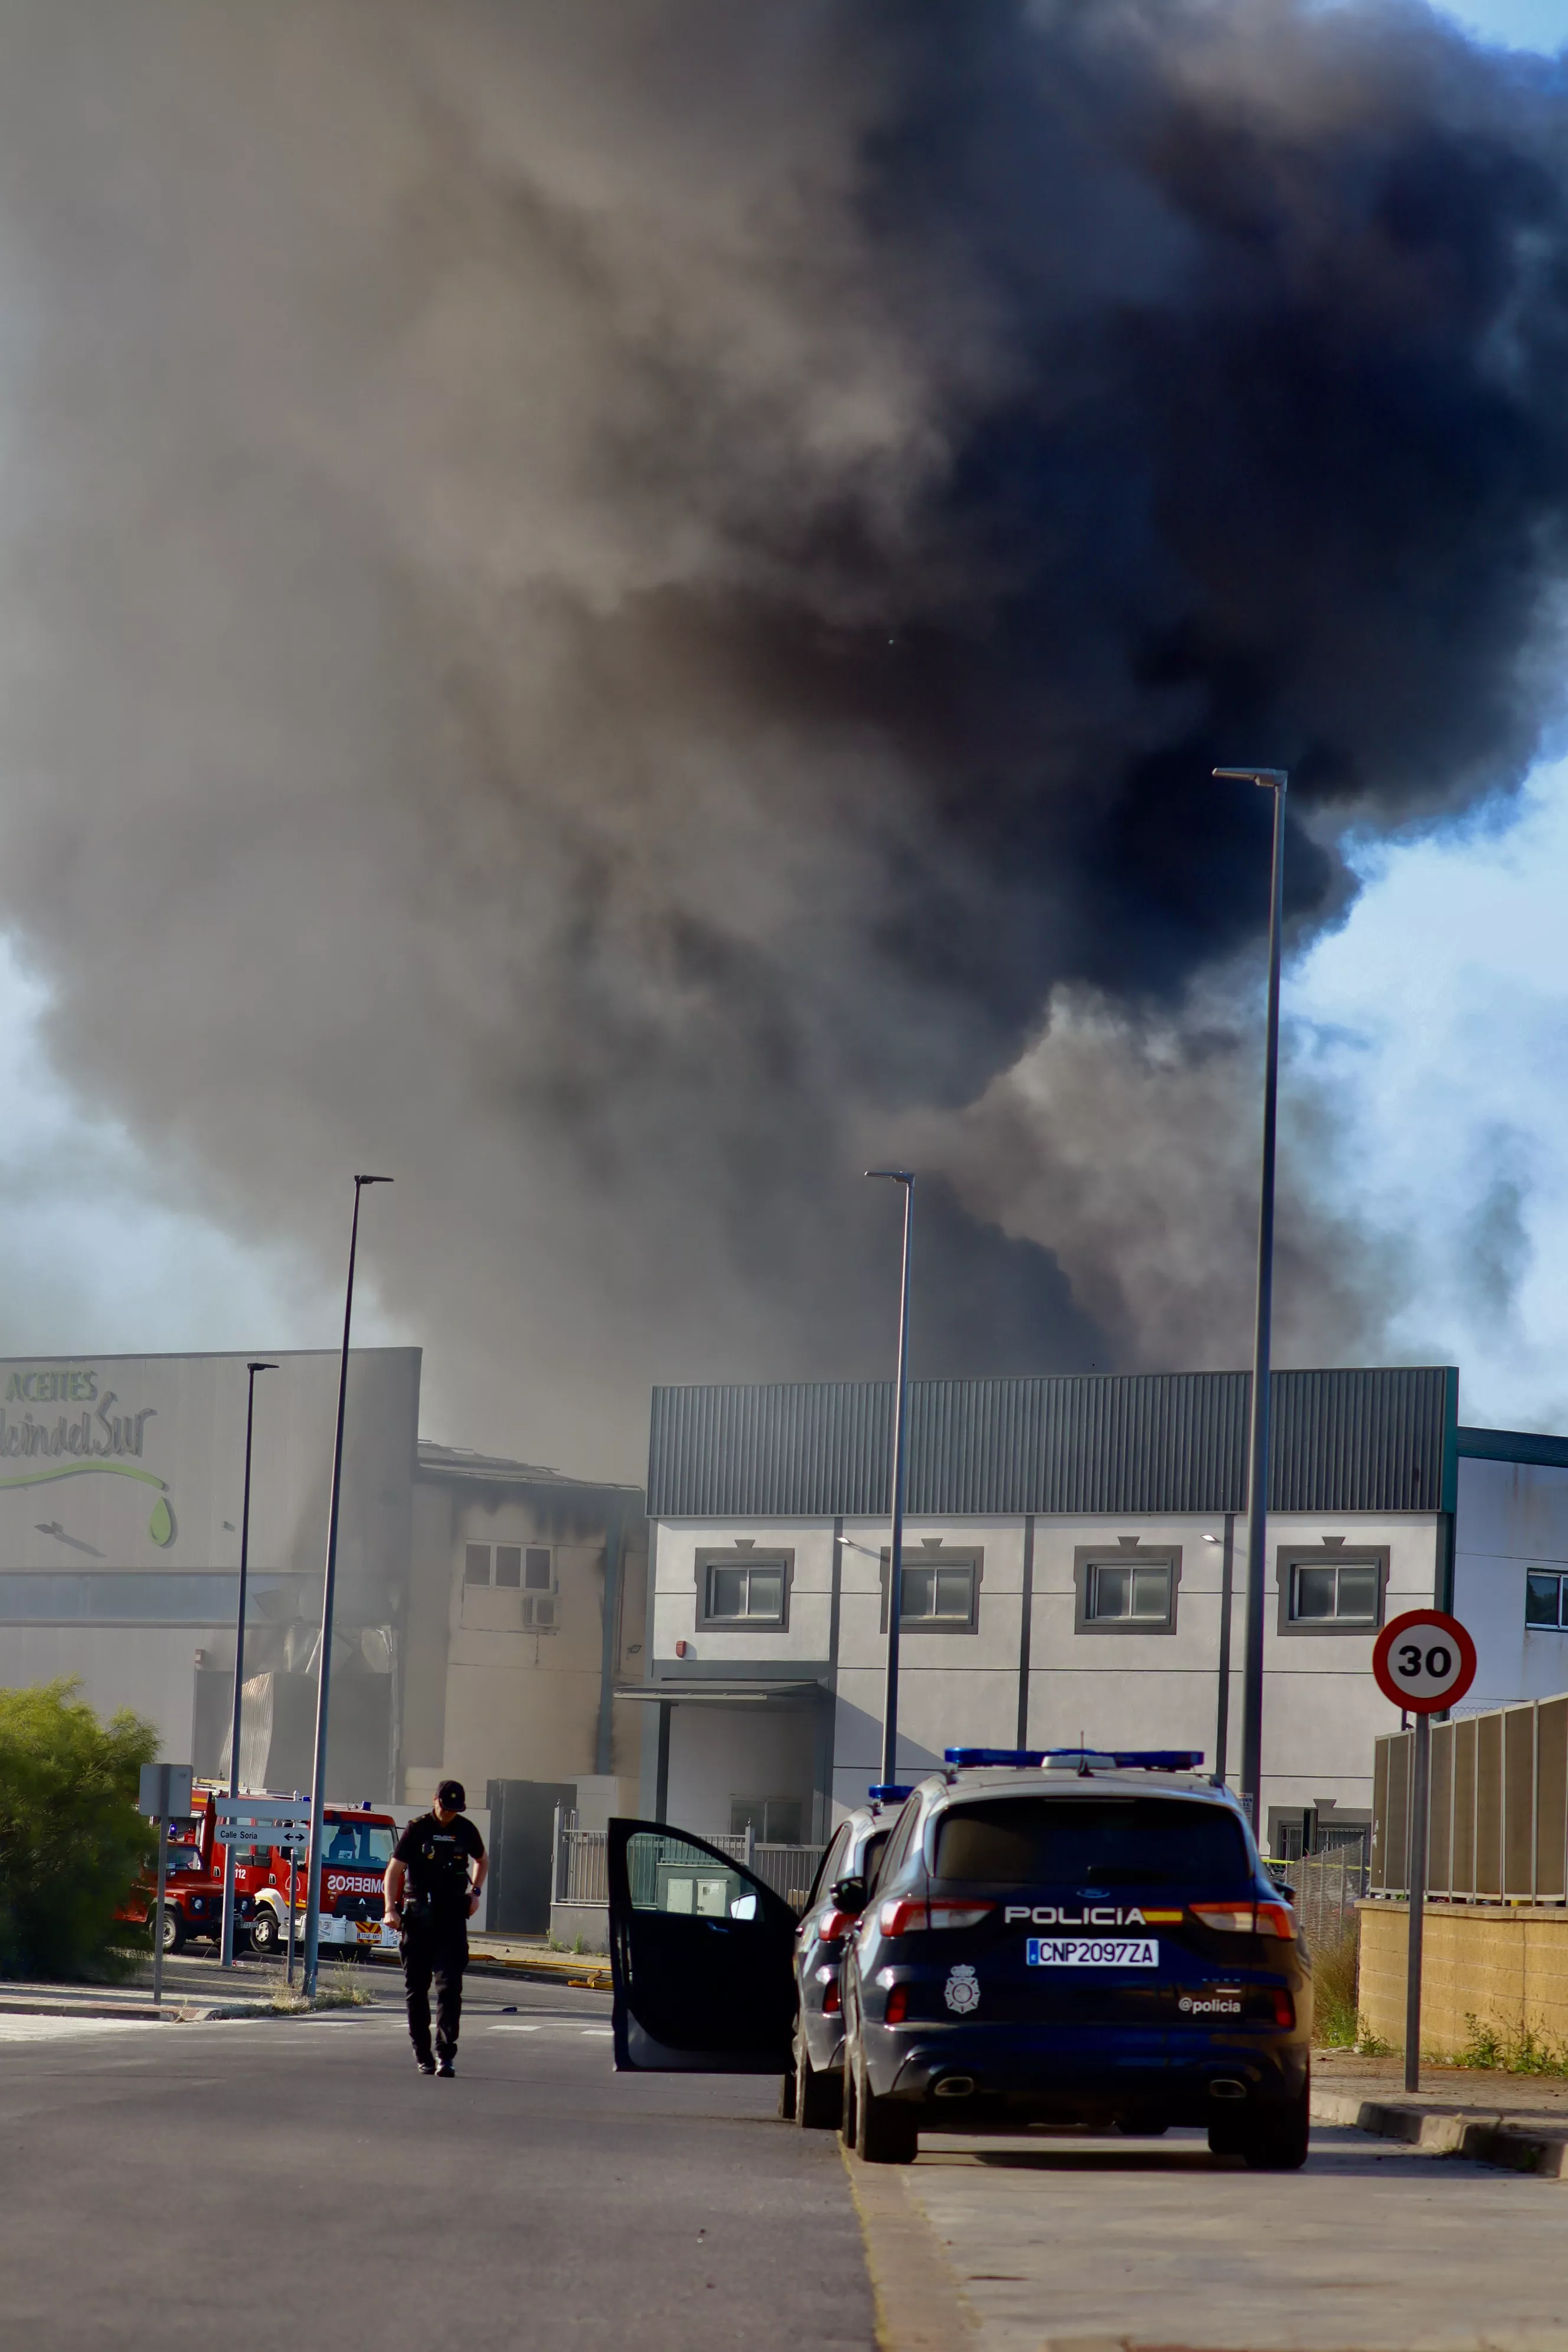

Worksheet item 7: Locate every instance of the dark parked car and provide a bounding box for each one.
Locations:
[838,1750,1311,2165]
[779,1795,900,2129]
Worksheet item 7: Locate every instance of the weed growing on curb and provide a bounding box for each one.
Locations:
[1312,1926,1360,2047]
[1457,2014,1568,2075]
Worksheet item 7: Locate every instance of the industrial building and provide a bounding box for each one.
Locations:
[634,1368,1568,1857]
[0,1350,648,1847]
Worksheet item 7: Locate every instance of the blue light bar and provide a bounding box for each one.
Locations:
[943,1745,1203,1773]
[868,1783,913,1804]
[1045,1747,1205,1772]
[943,1748,1046,1769]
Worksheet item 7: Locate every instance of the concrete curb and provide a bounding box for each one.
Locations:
[1312,2085,1568,2176]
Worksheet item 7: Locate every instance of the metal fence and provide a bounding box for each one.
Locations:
[1267,1847,1368,1950]
[1374,1694,1568,1903]
[556,1824,825,1914]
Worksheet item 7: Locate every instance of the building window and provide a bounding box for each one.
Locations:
[730,1796,803,1843]
[1087,1559,1171,1622]
[465,1541,553,1592]
[1527,1570,1568,1628]
[878,1546,982,1634]
[695,1547,793,1631]
[1073,1543,1181,1635]
[1275,1543,1389,1635]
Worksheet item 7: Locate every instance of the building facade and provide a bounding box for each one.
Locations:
[633,1370,1560,1857]
[0,1350,646,1821]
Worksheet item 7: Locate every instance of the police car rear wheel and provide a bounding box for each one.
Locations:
[1239,2077,1310,2171]
[793,2025,842,2131]
[851,2052,917,2165]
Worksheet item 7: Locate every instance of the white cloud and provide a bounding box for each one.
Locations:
[1292,760,1568,1430]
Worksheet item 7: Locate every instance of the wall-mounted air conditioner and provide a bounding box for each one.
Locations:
[522,1592,560,1633]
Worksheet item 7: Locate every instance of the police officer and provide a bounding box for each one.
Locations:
[383,1779,487,2077]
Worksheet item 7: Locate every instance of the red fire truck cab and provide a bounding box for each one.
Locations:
[245,1804,400,1958]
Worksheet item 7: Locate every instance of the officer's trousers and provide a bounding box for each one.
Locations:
[401,1916,468,2063]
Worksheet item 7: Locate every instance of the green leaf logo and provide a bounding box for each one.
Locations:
[148,1495,177,1549]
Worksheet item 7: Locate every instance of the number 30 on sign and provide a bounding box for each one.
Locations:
[1371,1609,1477,1714]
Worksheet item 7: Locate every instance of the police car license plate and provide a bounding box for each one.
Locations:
[1026,1937,1158,1967]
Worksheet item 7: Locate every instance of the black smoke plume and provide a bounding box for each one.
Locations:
[0,0,1563,1469]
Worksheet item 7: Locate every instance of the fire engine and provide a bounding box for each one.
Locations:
[127,1786,400,1956]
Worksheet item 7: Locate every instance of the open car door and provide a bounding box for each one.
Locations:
[608,1818,798,2073]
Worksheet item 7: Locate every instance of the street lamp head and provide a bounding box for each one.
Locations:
[1212,765,1288,790]
[354,1172,394,1187]
[865,1168,914,1186]
[247,1361,278,1376]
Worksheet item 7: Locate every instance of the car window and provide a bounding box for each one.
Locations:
[871,1800,922,1889]
[931,1796,1250,1891]
[858,1827,891,1889]
[808,1824,851,1906]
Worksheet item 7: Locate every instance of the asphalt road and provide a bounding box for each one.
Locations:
[8,1984,1567,2352]
[0,1978,875,2352]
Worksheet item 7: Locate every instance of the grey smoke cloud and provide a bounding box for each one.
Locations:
[0,0,1564,1472]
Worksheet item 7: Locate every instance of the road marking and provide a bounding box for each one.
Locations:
[580,2028,612,2037]
[488,2023,541,2032]
[0,2017,164,2043]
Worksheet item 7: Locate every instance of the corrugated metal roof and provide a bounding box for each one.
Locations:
[1457,1424,1568,1471]
[648,1370,1458,1520]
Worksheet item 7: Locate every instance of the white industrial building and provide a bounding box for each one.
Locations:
[634,1370,1568,1858]
[0,1350,647,1907]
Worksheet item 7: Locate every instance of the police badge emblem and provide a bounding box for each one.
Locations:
[945,1963,980,2014]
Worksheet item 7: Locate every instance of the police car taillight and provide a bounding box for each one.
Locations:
[1191,1900,1296,1939]
[816,1907,855,1942]
[878,1899,996,1935]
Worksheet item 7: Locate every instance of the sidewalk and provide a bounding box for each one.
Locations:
[1314,2050,1568,2175]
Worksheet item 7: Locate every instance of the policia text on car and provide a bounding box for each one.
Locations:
[383,1779,487,2076]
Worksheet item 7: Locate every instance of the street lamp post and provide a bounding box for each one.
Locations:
[866,1170,914,1788]
[302,1174,391,1997]
[1213,766,1288,1840]
[220,1358,277,1968]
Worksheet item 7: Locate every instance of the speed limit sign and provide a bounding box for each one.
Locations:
[1372,1609,1476,1715]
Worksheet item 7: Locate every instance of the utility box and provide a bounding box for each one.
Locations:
[485,1778,576,1934]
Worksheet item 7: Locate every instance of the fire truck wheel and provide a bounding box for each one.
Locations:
[157,1905,186,1955]
[249,1908,280,1956]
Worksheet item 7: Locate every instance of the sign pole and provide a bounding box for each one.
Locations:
[1404,1709,1430,2095]
[1371,1608,1475,2096]
[152,1802,168,2011]
[288,1851,298,1990]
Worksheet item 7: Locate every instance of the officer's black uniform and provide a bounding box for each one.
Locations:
[393,1809,485,2072]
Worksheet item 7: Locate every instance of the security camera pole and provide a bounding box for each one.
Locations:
[220,1359,277,1967]
[302,1174,391,1998]
[866,1170,914,1787]
[1212,767,1288,1840]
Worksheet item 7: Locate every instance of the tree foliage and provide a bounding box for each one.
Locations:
[0,1679,158,1980]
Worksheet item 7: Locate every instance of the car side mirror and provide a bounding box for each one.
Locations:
[831,1874,868,1917]
[1276,1882,1297,1905]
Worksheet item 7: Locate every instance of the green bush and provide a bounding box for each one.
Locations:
[0,1679,159,1981]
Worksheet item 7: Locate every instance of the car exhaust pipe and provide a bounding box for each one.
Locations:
[933,2074,976,2099]
[1208,2077,1248,2101]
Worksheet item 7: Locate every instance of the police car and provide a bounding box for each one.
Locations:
[779,1790,903,2129]
[605,1746,1309,2172]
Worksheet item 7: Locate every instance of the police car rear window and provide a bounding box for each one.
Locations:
[932,1797,1250,1889]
